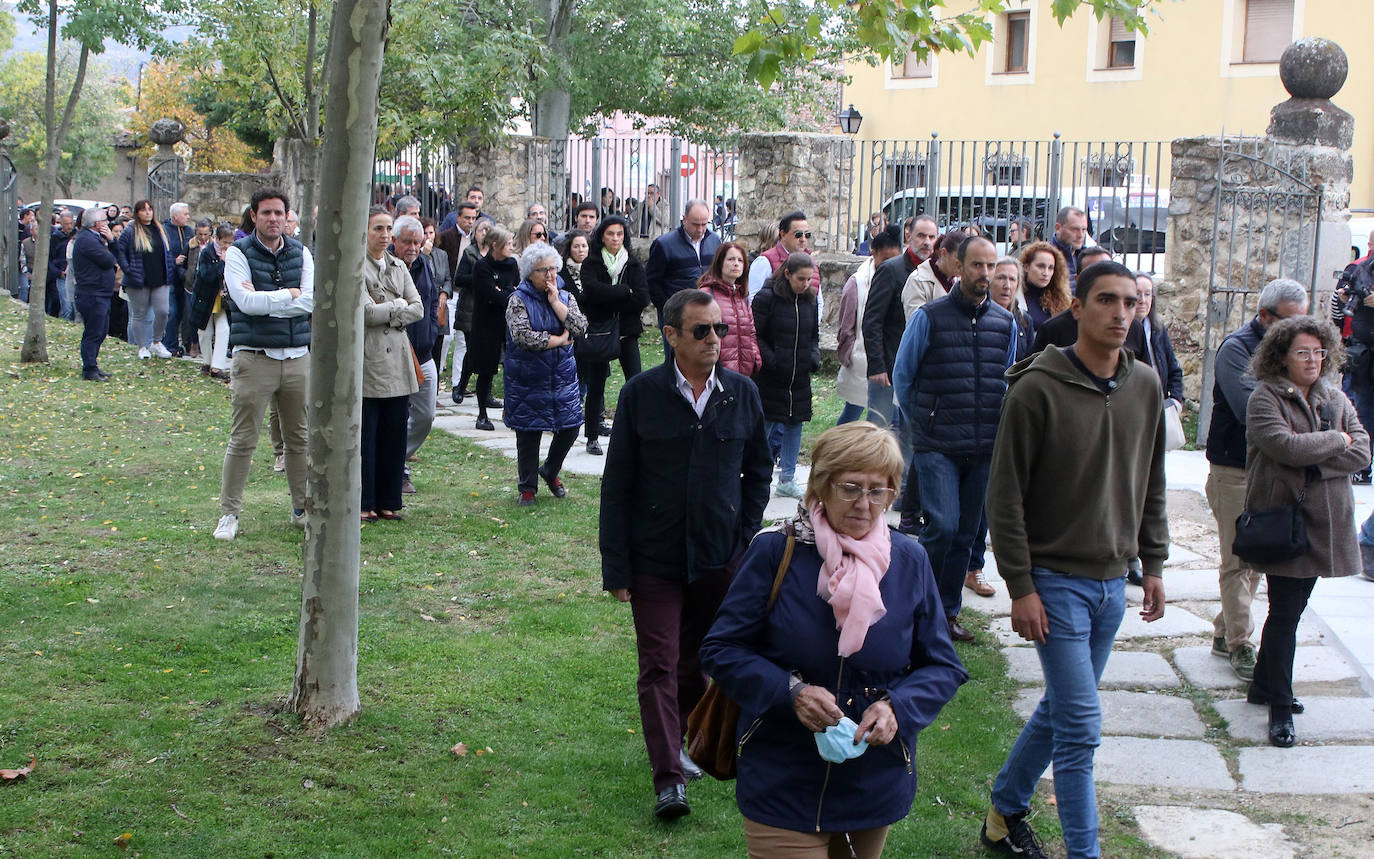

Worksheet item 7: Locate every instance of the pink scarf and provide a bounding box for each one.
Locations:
[809,502,891,656]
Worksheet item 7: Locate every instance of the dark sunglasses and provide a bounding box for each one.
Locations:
[793,230,812,240]
[689,322,729,340]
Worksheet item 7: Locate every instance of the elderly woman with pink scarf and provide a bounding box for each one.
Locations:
[701,422,967,857]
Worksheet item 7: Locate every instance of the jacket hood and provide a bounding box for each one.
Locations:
[701,275,747,298]
[1006,343,1140,392]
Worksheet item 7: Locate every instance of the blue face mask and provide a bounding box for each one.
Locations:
[814,716,869,764]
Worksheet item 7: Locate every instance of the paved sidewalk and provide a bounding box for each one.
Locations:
[433,407,1374,854]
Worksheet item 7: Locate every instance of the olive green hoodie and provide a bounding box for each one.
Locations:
[987,346,1169,599]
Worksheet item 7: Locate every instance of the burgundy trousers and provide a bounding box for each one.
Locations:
[629,570,732,792]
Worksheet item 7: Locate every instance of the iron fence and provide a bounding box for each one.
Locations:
[830,135,1168,271]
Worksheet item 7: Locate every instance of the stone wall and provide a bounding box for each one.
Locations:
[179,171,286,224]
[735,133,850,255]
[448,136,552,230]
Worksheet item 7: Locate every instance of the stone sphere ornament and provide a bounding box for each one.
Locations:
[148,118,187,146]
[1279,38,1347,100]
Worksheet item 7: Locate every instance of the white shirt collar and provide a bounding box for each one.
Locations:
[672,360,723,418]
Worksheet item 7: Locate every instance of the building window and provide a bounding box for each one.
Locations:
[894,52,932,79]
[1106,17,1136,68]
[1242,0,1294,63]
[1004,11,1030,73]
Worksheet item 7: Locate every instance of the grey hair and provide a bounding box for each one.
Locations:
[684,198,710,218]
[518,241,561,281]
[169,202,189,217]
[80,207,104,228]
[995,255,1024,285]
[392,215,424,239]
[394,195,421,215]
[1258,278,1309,313]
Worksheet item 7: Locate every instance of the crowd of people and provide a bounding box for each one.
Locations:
[12,182,1374,859]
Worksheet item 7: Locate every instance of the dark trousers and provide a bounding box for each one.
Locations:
[475,373,495,417]
[629,570,732,792]
[1252,574,1318,713]
[431,334,446,367]
[514,427,578,493]
[74,290,111,372]
[582,361,611,439]
[179,288,199,351]
[162,283,187,351]
[618,335,643,381]
[361,395,410,512]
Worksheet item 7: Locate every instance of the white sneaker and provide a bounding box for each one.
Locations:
[213,514,239,541]
[149,343,173,358]
[289,510,307,529]
[137,347,151,360]
[273,454,286,473]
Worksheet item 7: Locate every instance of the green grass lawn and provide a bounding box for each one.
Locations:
[0,302,1164,856]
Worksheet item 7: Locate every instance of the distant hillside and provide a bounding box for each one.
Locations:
[3,4,194,83]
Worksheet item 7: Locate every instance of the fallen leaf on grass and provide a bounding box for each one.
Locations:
[0,754,35,780]
[451,743,468,757]
[113,832,133,849]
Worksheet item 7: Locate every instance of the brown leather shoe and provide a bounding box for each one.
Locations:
[965,570,996,597]
[948,616,975,643]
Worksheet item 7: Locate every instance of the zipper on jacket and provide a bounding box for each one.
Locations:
[899,737,913,774]
[788,294,799,418]
[737,716,764,758]
[813,656,846,831]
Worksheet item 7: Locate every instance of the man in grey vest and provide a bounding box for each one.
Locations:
[214,188,314,541]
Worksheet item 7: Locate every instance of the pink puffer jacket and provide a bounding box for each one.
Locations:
[700,276,763,377]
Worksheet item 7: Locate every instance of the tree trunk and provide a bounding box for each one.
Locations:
[286,0,391,729]
[298,0,323,247]
[532,0,574,142]
[22,0,90,363]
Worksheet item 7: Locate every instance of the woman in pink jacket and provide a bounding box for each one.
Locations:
[698,241,762,376]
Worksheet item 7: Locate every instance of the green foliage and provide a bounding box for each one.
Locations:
[0,8,16,53]
[14,0,181,55]
[0,48,128,194]
[736,0,1159,83]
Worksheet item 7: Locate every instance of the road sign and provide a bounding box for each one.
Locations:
[680,155,697,178]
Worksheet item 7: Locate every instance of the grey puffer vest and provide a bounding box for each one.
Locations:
[226,233,310,350]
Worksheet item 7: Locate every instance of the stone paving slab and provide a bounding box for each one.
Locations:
[1115,605,1212,640]
[1239,745,1374,794]
[1014,689,1205,738]
[1185,602,1327,646]
[1133,806,1297,859]
[1095,737,1235,791]
[1002,647,1178,689]
[1174,646,1249,691]
[1164,544,1206,566]
[1214,697,1374,743]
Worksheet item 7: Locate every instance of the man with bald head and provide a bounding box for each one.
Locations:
[645,199,721,359]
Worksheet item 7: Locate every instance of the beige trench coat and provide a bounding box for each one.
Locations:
[1245,376,1371,579]
[361,252,424,399]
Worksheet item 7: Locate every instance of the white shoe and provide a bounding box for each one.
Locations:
[138,347,151,360]
[273,454,286,473]
[149,343,173,358]
[289,510,306,529]
[213,514,239,541]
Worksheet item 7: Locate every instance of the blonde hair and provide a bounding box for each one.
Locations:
[805,422,904,508]
[757,221,779,254]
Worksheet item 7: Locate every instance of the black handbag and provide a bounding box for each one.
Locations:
[575,315,621,363]
[1232,467,1315,565]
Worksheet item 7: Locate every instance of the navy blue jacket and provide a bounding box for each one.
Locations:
[1206,318,1265,469]
[502,281,583,433]
[48,226,75,280]
[163,219,194,288]
[893,288,1016,456]
[70,229,118,296]
[645,224,721,311]
[114,224,175,290]
[599,361,772,588]
[403,253,441,357]
[700,526,967,833]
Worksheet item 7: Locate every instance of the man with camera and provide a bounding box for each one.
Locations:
[1336,256,1374,580]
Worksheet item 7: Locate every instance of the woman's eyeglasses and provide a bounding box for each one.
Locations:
[831,482,897,506]
[1291,348,1327,362]
[689,322,729,340]
[533,266,559,275]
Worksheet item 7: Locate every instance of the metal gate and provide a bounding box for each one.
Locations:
[147,156,181,216]
[0,151,17,298]
[1197,136,1325,440]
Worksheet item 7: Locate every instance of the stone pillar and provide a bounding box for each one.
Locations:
[146,118,186,217]
[1162,38,1353,404]
[449,135,552,230]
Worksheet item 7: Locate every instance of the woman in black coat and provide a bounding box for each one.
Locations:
[751,252,820,499]
[577,216,649,455]
[468,225,520,431]
[1135,273,1184,404]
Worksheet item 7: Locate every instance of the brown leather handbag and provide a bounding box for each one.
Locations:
[685,530,794,780]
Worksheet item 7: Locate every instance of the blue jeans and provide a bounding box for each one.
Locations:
[914,451,991,618]
[991,568,1126,859]
[58,275,75,321]
[1360,510,1374,548]
[836,401,866,425]
[765,420,804,483]
[162,284,185,351]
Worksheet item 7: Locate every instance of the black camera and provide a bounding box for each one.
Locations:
[1339,268,1371,314]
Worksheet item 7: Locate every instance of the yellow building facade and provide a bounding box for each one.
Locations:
[842,0,1374,207]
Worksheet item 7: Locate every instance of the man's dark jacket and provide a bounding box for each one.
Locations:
[861,248,921,378]
[600,362,772,590]
[1205,318,1265,469]
[70,229,117,296]
[163,219,194,288]
[403,252,440,357]
[644,224,721,311]
[1030,309,1150,363]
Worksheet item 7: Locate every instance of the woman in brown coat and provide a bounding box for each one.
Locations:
[1244,315,1370,747]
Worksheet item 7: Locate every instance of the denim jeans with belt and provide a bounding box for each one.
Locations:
[991,566,1126,859]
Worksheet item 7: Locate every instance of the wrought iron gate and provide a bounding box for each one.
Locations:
[147,156,182,217]
[1197,136,1325,441]
[0,151,18,298]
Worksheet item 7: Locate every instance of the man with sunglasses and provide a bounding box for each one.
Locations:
[214,187,314,542]
[747,210,821,308]
[601,288,771,820]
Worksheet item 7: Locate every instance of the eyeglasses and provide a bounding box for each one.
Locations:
[1291,348,1327,361]
[831,482,897,506]
[793,231,813,240]
[689,322,729,340]
[533,266,559,275]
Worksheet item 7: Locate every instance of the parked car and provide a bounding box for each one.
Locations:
[21,199,114,222]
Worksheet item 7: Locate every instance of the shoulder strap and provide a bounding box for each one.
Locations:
[765,531,795,610]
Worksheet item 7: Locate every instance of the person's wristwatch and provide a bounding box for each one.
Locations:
[788,672,806,704]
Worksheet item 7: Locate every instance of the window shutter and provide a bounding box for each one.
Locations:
[1243,0,1294,63]
[1109,16,1131,43]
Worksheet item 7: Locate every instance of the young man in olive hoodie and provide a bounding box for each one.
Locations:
[979,261,1168,859]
